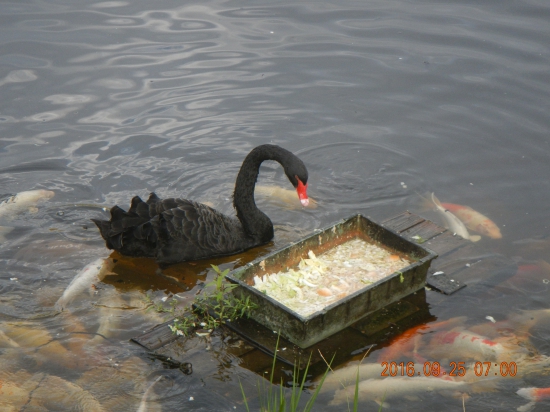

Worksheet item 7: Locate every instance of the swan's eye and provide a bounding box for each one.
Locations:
[295,176,309,207]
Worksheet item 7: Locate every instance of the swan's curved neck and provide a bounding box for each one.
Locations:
[233,145,291,241]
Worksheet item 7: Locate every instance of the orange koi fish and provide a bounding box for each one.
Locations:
[440,201,502,239]
[377,316,466,362]
[516,387,550,412]
[517,386,550,401]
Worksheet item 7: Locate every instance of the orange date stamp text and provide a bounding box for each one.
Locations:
[380,361,517,377]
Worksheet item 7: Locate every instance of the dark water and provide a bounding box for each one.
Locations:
[1,0,549,410]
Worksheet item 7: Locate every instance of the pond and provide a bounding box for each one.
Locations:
[1,0,549,411]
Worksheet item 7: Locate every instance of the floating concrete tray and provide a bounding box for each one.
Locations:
[226,214,438,348]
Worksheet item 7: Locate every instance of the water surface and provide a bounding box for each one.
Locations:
[1,0,549,410]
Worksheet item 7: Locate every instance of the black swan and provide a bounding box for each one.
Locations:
[92,144,309,266]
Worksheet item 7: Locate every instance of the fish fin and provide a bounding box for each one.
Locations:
[415,191,435,211]
[517,401,536,412]
[469,235,481,242]
[431,192,443,208]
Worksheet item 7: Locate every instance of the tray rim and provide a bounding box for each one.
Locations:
[226,213,438,321]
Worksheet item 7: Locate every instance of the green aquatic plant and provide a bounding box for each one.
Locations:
[143,292,153,305]
[169,316,196,336]
[240,335,332,412]
[144,292,178,315]
[154,264,257,336]
[398,271,404,283]
[239,339,382,412]
[411,235,427,244]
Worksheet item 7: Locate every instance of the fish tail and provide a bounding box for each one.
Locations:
[430,192,443,208]
[415,191,436,211]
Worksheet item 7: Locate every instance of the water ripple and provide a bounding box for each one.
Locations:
[1,0,550,410]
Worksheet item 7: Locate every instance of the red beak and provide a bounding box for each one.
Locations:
[296,177,309,207]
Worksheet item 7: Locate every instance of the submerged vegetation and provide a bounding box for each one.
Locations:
[147,264,257,336]
[239,338,383,412]
[146,266,381,412]
[240,336,332,412]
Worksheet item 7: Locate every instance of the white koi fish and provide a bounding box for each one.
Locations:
[320,362,385,392]
[330,376,468,406]
[255,185,317,209]
[87,290,129,346]
[431,193,481,242]
[427,327,528,363]
[0,189,55,220]
[440,201,501,239]
[55,258,115,311]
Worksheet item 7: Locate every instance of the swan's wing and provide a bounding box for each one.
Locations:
[93,193,253,265]
[151,198,250,265]
[92,193,161,256]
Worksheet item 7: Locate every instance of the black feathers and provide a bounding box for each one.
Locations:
[92,145,309,266]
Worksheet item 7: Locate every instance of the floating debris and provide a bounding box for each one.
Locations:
[253,238,411,317]
[411,235,426,244]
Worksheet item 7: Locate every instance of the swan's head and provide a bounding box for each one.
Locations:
[286,160,308,207]
[264,144,308,207]
[295,177,309,207]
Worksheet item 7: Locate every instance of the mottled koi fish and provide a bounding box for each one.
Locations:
[427,328,527,362]
[516,387,550,412]
[440,201,502,239]
[378,316,467,363]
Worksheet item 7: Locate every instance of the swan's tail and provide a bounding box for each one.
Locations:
[92,193,160,257]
